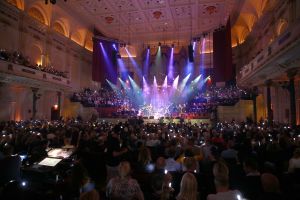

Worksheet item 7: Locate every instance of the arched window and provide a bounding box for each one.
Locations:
[53,21,66,36]
[85,38,93,52]
[28,7,47,25]
[5,0,24,10]
[71,31,83,46]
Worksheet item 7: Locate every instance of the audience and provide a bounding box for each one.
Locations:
[0,49,68,78]
[0,119,299,199]
[72,85,253,119]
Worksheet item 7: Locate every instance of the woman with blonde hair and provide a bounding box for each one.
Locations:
[176,172,198,200]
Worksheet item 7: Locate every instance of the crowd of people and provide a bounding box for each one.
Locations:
[71,88,127,108]
[193,86,254,106]
[0,118,299,199]
[71,86,252,118]
[0,49,68,78]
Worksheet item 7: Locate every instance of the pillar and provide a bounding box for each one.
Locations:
[288,0,297,23]
[31,88,39,119]
[287,69,298,127]
[265,80,273,124]
[252,86,258,123]
[57,91,61,118]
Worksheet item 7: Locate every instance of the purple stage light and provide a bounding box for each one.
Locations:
[100,42,115,77]
[125,47,143,79]
[167,47,174,80]
[193,41,196,51]
[143,48,150,78]
[200,38,206,77]
[112,43,117,50]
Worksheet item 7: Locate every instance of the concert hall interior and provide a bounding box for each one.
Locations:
[0,0,300,200]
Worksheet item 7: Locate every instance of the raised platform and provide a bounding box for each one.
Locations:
[98,118,211,125]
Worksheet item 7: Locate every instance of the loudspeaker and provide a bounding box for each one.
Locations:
[188,44,194,62]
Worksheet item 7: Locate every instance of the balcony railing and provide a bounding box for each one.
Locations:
[0,60,71,87]
[239,22,300,81]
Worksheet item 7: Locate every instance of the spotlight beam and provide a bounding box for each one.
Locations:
[179,73,191,92]
[125,48,143,79]
[167,47,174,80]
[172,75,179,90]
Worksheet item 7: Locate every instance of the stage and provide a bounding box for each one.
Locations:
[98,117,211,125]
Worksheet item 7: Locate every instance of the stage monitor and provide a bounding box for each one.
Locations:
[38,157,62,167]
[47,148,73,159]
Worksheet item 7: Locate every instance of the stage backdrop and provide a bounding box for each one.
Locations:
[92,36,118,84]
[213,18,234,83]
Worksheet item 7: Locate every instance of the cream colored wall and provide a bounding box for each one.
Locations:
[0,1,96,121]
[217,100,254,122]
[256,94,266,122]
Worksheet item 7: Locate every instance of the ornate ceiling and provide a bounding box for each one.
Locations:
[65,0,241,43]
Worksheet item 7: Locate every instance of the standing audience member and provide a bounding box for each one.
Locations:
[288,148,300,173]
[259,173,284,200]
[106,161,144,200]
[176,172,198,200]
[207,161,242,200]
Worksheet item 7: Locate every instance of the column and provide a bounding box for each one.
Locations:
[288,0,297,23]
[31,88,39,119]
[265,80,273,124]
[287,69,298,127]
[252,86,258,123]
[57,91,61,118]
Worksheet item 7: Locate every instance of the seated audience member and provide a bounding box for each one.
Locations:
[259,173,284,200]
[165,147,181,172]
[207,161,242,200]
[288,148,300,173]
[176,172,198,200]
[106,161,144,200]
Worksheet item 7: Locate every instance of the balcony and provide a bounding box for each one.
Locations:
[238,22,300,86]
[0,60,71,90]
